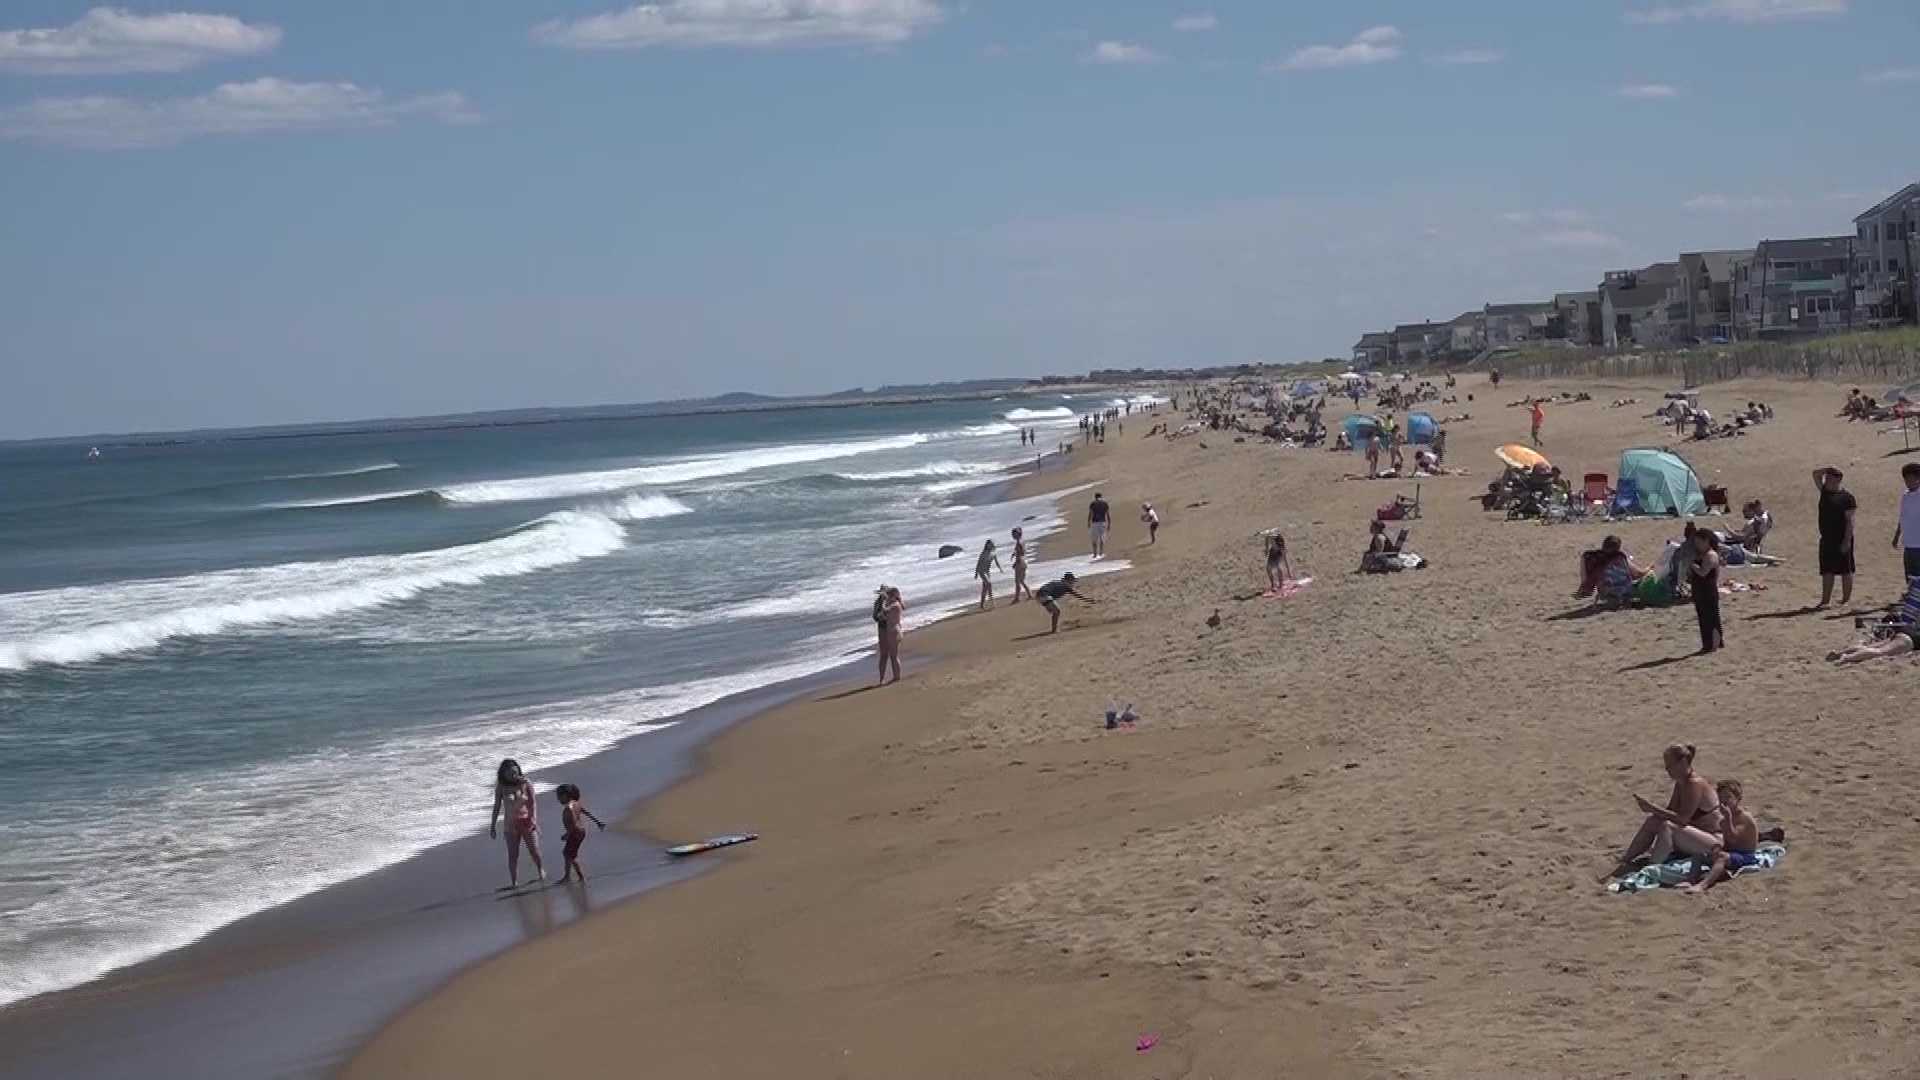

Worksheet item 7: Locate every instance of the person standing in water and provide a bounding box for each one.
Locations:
[974,539,1002,610]
[1009,527,1032,603]
[489,758,546,888]
[554,783,605,883]
[1088,492,1111,559]
[873,585,905,685]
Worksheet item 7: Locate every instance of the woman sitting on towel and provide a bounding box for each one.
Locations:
[1600,743,1723,882]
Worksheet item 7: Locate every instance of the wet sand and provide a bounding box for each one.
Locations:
[350,374,1920,1079]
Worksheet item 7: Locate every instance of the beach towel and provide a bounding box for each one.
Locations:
[1263,577,1314,599]
[1607,842,1786,894]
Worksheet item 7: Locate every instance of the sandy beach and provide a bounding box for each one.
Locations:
[349,373,1920,1079]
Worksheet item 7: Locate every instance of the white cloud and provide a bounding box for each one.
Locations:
[1541,229,1623,250]
[1502,209,1588,226]
[0,6,281,74]
[1433,48,1504,65]
[533,0,943,50]
[1086,40,1162,65]
[1275,25,1402,71]
[1684,193,1791,212]
[0,78,477,149]
[1626,0,1846,24]
[1864,68,1920,84]
[1617,82,1680,98]
[1172,13,1218,32]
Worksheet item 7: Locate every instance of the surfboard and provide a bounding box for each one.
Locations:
[667,833,758,857]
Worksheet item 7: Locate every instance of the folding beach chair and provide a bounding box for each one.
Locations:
[1610,476,1642,517]
[1581,473,1612,505]
[1858,577,1920,641]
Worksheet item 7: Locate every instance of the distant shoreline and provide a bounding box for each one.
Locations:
[8,381,1139,450]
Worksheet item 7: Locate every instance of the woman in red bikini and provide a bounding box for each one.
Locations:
[489,758,546,888]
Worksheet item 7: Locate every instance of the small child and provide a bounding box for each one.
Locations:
[1680,779,1759,894]
[1141,503,1160,544]
[555,783,606,883]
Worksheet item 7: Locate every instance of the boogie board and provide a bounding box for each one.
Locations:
[667,833,758,857]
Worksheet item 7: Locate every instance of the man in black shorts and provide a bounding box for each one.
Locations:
[1814,467,1856,607]
[1035,572,1094,634]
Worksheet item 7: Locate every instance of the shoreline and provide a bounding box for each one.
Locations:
[0,433,1118,1079]
[349,375,1920,1078]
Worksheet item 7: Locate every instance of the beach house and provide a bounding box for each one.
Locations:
[1854,183,1919,325]
[1676,249,1745,343]
[1352,331,1393,369]
[1482,301,1557,346]
[1733,236,1857,337]
[1391,322,1445,365]
[1445,310,1486,357]
[1599,262,1680,348]
[1554,290,1602,346]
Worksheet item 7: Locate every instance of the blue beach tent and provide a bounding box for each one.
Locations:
[1341,413,1385,452]
[1405,412,1438,445]
[1617,447,1706,516]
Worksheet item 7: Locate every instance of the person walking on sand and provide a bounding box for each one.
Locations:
[554,783,605,883]
[1035,572,1094,634]
[873,585,905,685]
[489,758,546,888]
[1529,399,1545,447]
[1088,492,1111,559]
[1815,467,1856,607]
[974,539,1002,610]
[1688,528,1724,653]
[1009,527,1032,603]
[1892,462,1920,583]
[1141,502,1160,544]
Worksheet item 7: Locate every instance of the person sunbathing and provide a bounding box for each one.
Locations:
[1827,627,1920,664]
[1677,779,1760,894]
[1600,743,1722,882]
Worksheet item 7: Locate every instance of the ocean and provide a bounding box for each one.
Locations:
[0,391,1159,1008]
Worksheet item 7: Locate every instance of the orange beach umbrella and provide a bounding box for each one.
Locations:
[1495,443,1550,470]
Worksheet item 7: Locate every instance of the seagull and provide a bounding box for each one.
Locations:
[1205,609,1222,631]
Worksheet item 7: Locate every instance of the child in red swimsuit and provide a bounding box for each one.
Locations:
[555,783,606,883]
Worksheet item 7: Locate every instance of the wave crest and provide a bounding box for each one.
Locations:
[0,511,629,672]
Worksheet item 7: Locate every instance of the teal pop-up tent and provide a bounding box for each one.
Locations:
[1618,447,1706,515]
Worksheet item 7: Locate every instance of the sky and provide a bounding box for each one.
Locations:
[2,0,1917,438]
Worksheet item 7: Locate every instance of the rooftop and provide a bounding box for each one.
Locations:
[1854,182,1920,222]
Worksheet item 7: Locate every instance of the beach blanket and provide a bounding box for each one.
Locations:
[1607,842,1786,894]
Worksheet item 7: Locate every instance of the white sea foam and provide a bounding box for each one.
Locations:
[435,433,928,505]
[586,493,694,522]
[0,511,631,672]
[262,489,435,510]
[267,462,401,480]
[836,461,1003,482]
[0,644,863,1008]
[1003,407,1074,422]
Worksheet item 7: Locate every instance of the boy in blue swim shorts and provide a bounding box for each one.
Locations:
[1680,779,1760,894]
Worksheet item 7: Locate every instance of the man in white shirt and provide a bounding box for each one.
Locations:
[1893,463,1920,582]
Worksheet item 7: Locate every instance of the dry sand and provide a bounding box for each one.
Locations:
[348,374,1920,1079]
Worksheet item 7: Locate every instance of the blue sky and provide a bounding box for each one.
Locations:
[2,0,1917,437]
